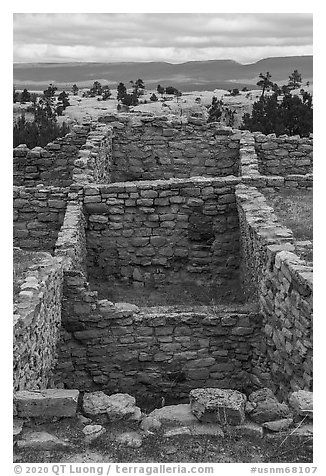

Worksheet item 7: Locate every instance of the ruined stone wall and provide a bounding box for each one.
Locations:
[254,133,313,176]
[239,131,313,190]
[55,293,263,398]
[13,124,91,187]
[54,202,88,275]
[72,124,113,185]
[82,177,240,286]
[111,117,240,181]
[13,186,69,253]
[13,249,64,391]
[52,204,261,398]
[236,184,313,399]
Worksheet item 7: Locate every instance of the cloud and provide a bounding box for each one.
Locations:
[13,13,313,63]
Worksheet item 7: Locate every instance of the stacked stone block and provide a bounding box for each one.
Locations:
[13,123,91,187]
[83,177,240,286]
[55,298,263,398]
[254,132,313,176]
[110,116,240,181]
[13,186,68,253]
[235,184,312,398]
[13,250,64,391]
[73,123,113,184]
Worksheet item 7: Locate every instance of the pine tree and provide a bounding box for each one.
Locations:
[117,82,127,101]
[257,72,273,98]
[288,70,302,90]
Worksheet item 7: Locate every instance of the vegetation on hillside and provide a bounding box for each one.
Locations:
[13,84,70,148]
[207,97,236,127]
[240,70,313,137]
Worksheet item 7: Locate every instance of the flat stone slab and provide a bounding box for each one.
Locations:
[190,422,224,437]
[14,389,79,418]
[164,423,224,438]
[16,431,70,450]
[229,420,264,438]
[149,404,198,427]
[164,426,192,437]
[263,418,293,432]
[190,388,247,425]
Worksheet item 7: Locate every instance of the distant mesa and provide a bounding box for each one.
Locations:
[13,56,313,92]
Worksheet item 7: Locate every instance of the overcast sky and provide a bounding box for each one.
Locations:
[13,13,313,64]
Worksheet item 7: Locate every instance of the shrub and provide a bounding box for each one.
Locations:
[241,92,313,137]
[13,101,70,148]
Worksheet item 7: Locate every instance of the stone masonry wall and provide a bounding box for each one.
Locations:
[13,124,91,187]
[254,133,313,176]
[13,249,64,391]
[239,131,313,190]
[81,176,240,286]
[55,296,263,398]
[13,186,69,253]
[54,201,88,275]
[72,123,113,185]
[236,184,313,399]
[110,116,240,181]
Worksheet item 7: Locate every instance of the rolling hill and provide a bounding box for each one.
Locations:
[13,56,313,92]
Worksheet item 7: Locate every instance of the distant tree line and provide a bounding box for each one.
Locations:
[13,83,70,148]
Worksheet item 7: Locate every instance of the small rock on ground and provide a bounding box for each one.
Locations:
[263,418,293,432]
[82,424,106,439]
[140,416,162,432]
[115,431,143,448]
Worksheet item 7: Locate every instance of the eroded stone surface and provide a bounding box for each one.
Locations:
[250,400,292,424]
[190,388,247,425]
[288,390,313,419]
[83,391,112,415]
[249,388,277,404]
[106,393,141,422]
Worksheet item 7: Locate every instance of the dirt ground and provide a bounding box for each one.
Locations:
[14,417,313,464]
